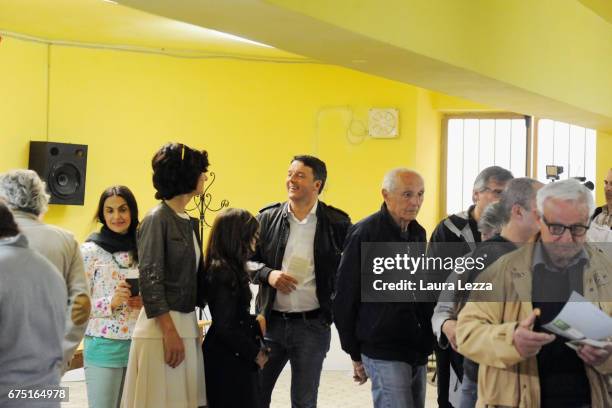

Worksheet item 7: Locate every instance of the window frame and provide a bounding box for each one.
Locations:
[441,112,531,217]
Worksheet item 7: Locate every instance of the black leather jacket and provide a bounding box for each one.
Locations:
[137,202,205,318]
[251,200,351,323]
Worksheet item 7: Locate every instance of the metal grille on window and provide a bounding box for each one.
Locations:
[446,117,527,215]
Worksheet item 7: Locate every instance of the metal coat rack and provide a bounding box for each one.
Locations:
[187,171,229,322]
[190,171,230,245]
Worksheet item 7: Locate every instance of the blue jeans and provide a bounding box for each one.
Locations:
[361,355,426,408]
[259,315,331,408]
[84,365,126,408]
[459,375,477,408]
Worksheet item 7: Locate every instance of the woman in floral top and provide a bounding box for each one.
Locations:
[81,185,141,408]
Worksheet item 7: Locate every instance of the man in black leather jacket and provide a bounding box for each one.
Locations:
[251,155,351,408]
[334,168,433,408]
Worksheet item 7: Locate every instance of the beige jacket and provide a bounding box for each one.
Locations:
[456,243,612,408]
[14,211,91,373]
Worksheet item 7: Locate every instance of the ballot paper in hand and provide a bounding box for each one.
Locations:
[542,291,612,349]
[287,256,310,285]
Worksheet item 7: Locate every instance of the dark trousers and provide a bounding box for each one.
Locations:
[259,314,331,408]
[434,343,463,408]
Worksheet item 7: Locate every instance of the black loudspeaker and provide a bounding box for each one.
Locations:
[28,141,88,205]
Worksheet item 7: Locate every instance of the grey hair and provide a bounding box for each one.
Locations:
[477,202,505,237]
[0,169,50,216]
[473,166,514,192]
[498,178,543,224]
[382,168,423,192]
[536,178,595,218]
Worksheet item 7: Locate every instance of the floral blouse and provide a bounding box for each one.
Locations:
[81,242,140,340]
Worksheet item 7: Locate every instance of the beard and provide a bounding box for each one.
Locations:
[543,241,584,268]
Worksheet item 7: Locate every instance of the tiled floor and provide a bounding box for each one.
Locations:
[61,369,438,407]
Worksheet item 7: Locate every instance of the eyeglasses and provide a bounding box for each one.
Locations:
[480,187,504,196]
[542,216,590,237]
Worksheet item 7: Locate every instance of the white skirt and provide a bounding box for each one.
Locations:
[120,310,206,408]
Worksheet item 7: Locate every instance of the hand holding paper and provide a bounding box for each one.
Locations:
[541,291,612,364]
[576,343,612,367]
[513,308,555,358]
[542,292,612,341]
[268,270,297,294]
[286,256,310,285]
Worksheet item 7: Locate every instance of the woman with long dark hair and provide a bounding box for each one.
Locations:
[203,208,268,408]
[81,185,141,408]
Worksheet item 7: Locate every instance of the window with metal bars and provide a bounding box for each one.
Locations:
[444,114,528,215]
[535,119,596,184]
[443,114,596,215]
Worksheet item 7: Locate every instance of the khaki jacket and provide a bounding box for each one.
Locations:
[456,243,612,408]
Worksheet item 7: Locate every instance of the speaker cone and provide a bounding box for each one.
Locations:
[49,163,81,198]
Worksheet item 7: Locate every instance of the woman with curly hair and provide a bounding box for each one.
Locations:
[122,143,208,408]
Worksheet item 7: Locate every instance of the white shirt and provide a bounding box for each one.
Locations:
[177,212,201,269]
[273,200,320,312]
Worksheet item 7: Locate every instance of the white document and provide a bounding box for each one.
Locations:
[286,256,310,285]
[542,291,612,349]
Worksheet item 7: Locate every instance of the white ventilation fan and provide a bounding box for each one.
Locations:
[368,108,399,138]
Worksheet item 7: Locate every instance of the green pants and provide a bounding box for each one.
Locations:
[84,365,126,408]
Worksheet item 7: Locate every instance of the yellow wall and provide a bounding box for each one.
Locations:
[596,131,612,207]
[415,89,443,222]
[2,36,607,242]
[0,38,48,169]
[1,36,450,240]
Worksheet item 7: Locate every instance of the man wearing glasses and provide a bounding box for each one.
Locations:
[428,166,513,408]
[457,178,612,407]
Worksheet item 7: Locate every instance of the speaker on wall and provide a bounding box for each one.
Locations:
[28,141,88,205]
